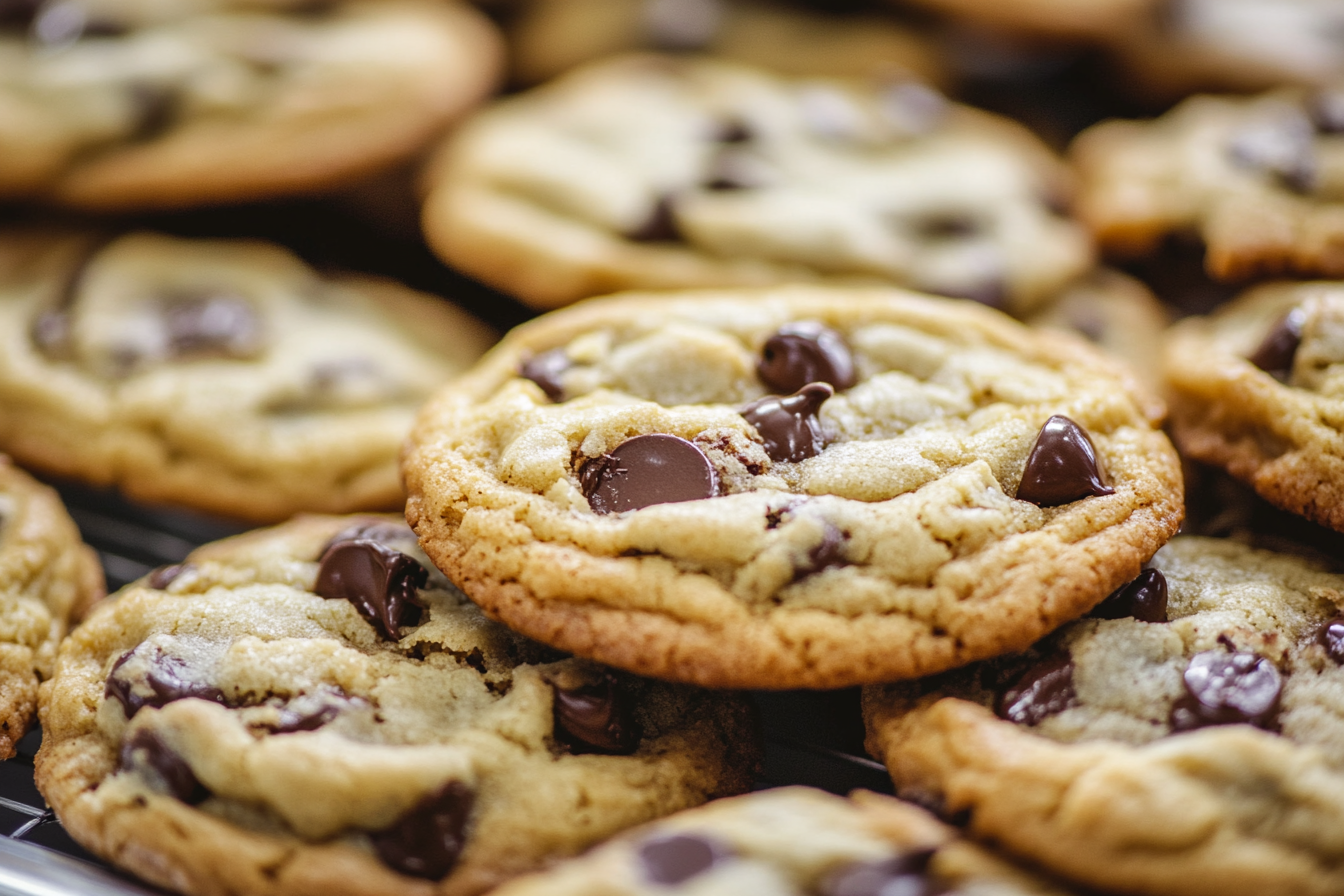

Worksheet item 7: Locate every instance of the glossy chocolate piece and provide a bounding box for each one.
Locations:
[995,654,1076,726]
[757,322,857,395]
[626,195,683,242]
[1310,89,1344,134]
[119,729,210,805]
[1091,569,1169,623]
[1247,306,1307,377]
[796,522,847,580]
[520,348,571,402]
[270,703,342,734]
[163,291,263,359]
[1317,615,1344,665]
[638,834,727,885]
[552,672,641,755]
[370,780,474,880]
[820,849,945,896]
[740,382,833,463]
[1226,108,1317,194]
[105,650,229,719]
[315,541,428,641]
[321,520,418,558]
[1016,415,1114,507]
[912,213,981,241]
[581,434,719,515]
[1169,649,1282,732]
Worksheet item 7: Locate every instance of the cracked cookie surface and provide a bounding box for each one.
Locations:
[403,286,1184,689]
[35,514,757,896]
[864,536,1344,896]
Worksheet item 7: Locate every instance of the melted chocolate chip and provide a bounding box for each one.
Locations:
[994,654,1076,726]
[1247,306,1307,378]
[643,0,722,51]
[1317,616,1344,665]
[314,541,428,641]
[1310,89,1344,134]
[912,213,982,241]
[1170,650,1282,733]
[552,672,641,755]
[270,703,343,734]
[105,650,228,719]
[0,0,40,29]
[819,850,945,896]
[128,82,179,142]
[321,520,418,558]
[370,781,474,880]
[740,382,833,463]
[162,291,263,359]
[1226,108,1318,194]
[626,194,683,242]
[711,117,753,144]
[757,322,857,395]
[580,434,719,515]
[119,729,209,805]
[1016,416,1114,507]
[1091,569,1168,623]
[147,563,192,590]
[638,834,727,885]
[796,522,847,580]
[520,348,571,402]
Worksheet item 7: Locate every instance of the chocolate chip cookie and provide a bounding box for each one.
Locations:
[1163,280,1344,533]
[492,786,1078,895]
[421,54,1092,314]
[1073,87,1344,283]
[403,287,1184,689]
[36,514,758,896]
[0,455,102,759]
[0,229,496,522]
[864,535,1344,896]
[0,0,500,209]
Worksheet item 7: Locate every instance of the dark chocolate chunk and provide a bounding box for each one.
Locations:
[1317,615,1344,665]
[520,348,571,402]
[1226,107,1318,194]
[1169,649,1282,732]
[1091,569,1169,623]
[912,213,982,241]
[740,382,833,463]
[1247,306,1307,378]
[580,434,719,515]
[370,781,473,880]
[710,117,753,144]
[994,654,1076,726]
[119,729,210,805]
[105,649,228,719]
[315,541,428,641]
[880,80,947,137]
[0,0,40,29]
[162,291,263,359]
[796,521,847,580]
[128,82,179,142]
[625,194,683,243]
[1310,89,1344,134]
[268,690,357,734]
[552,672,641,755]
[322,520,418,558]
[819,850,945,896]
[147,563,192,590]
[643,0,722,51]
[638,834,728,885]
[757,322,857,395]
[1016,415,1115,507]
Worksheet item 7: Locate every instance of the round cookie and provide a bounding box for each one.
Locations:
[863,536,1344,896]
[0,0,500,210]
[402,286,1184,690]
[492,786,1078,896]
[0,456,103,759]
[421,54,1092,314]
[1072,87,1344,283]
[0,229,497,522]
[36,514,758,896]
[1163,280,1344,534]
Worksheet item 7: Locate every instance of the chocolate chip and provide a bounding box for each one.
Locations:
[740,382,833,463]
[552,672,641,755]
[322,520,418,558]
[370,781,474,880]
[1169,649,1282,733]
[643,0,722,51]
[638,834,728,885]
[912,213,982,241]
[1317,616,1344,665]
[147,563,192,590]
[1247,306,1307,378]
[1226,107,1318,194]
[1310,89,1344,134]
[520,348,572,402]
[267,690,359,734]
[796,521,847,580]
[710,117,754,144]
[1091,569,1169,623]
[0,0,40,29]
[880,80,947,137]
[128,83,179,142]
[819,850,945,896]
[625,195,683,243]
[105,649,229,719]
[1016,415,1115,508]
[315,541,428,641]
[162,291,263,359]
[580,434,719,515]
[757,322,857,395]
[994,654,1076,726]
[119,729,209,805]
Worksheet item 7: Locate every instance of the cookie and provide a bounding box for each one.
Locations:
[0,229,496,522]
[492,786,1077,895]
[1163,280,1344,534]
[504,0,945,87]
[889,0,1150,41]
[863,535,1344,896]
[0,0,500,210]
[421,54,1092,314]
[0,456,103,759]
[402,286,1184,689]
[35,514,758,896]
[1072,87,1344,282]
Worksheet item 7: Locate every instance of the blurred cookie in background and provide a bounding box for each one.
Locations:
[0,229,496,522]
[0,0,502,210]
